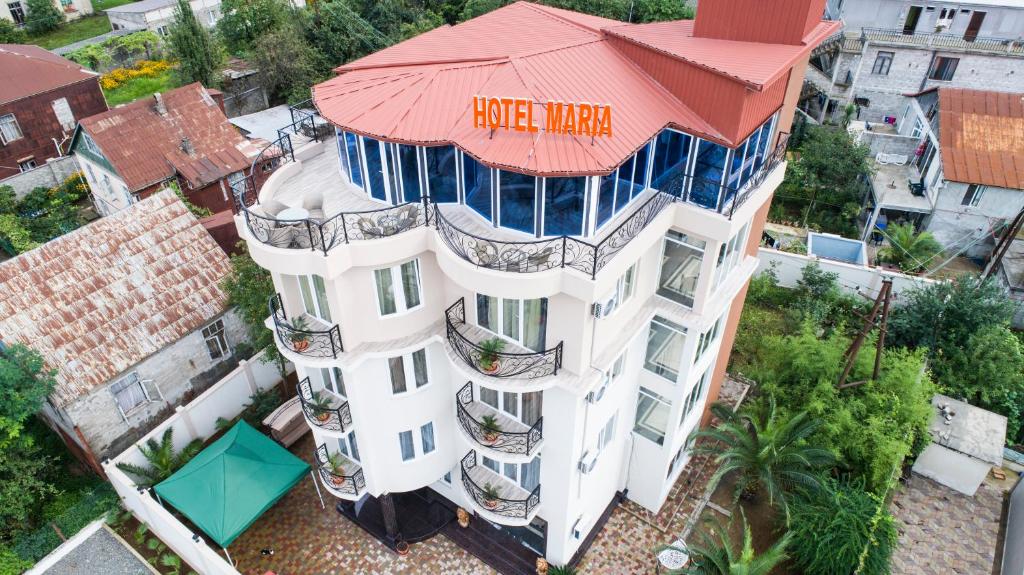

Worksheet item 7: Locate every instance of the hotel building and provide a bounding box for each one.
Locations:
[233,1,838,571]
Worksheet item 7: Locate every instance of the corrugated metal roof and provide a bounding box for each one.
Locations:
[938,88,1024,190]
[314,1,839,176]
[0,191,232,407]
[0,44,99,105]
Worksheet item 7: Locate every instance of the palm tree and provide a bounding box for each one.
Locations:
[116,428,203,487]
[693,400,833,520]
[660,513,791,575]
[878,222,942,273]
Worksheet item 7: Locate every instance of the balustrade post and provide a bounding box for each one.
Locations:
[305,220,315,251]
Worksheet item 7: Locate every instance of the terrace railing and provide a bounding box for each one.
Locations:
[445,298,562,379]
[456,382,543,456]
[461,451,540,521]
[269,293,344,358]
[298,377,352,433]
[859,27,1024,55]
[314,443,365,497]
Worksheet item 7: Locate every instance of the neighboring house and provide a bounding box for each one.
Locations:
[0,190,246,468]
[70,82,272,217]
[997,237,1024,328]
[860,87,1024,259]
[0,45,107,180]
[1,0,92,26]
[802,0,1024,123]
[105,0,221,35]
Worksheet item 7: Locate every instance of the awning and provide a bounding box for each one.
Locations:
[154,420,309,548]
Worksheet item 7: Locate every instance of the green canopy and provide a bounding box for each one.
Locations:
[154,420,309,548]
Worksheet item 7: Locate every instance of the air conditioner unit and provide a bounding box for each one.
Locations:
[578,450,599,474]
[591,290,618,318]
[587,382,608,404]
[571,514,590,540]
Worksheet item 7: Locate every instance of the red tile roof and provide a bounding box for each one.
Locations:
[313,1,839,176]
[79,83,257,192]
[0,191,232,407]
[0,44,100,105]
[938,88,1024,190]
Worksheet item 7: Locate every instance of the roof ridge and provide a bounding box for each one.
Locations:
[517,1,614,35]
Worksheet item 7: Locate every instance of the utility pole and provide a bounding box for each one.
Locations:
[982,206,1024,280]
[838,279,893,389]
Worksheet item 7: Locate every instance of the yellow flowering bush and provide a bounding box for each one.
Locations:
[100,60,173,91]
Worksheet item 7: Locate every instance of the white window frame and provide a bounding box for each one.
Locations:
[399,430,415,461]
[201,318,229,361]
[644,316,688,383]
[712,223,750,289]
[962,184,986,207]
[634,386,671,445]
[18,158,37,173]
[374,258,423,317]
[475,294,545,348]
[388,348,430,395]
[694,313,724,365]
[110,372,162,420]
[420,421,436,454]
[596,143,654,232]
[658,231,707,309]
[52,97,75,131]
[478,386,540,425]
[337,431,360,462]
[0,113,23,144]
[597,411,618,451]
[319,366,347,398]
[680,366,712,428]
[597,263,637,317]
[297,274,332,323]
[398,421,437,462]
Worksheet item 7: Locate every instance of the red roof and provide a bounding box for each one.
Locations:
[938,88,1024,190]
[79,83,259,192]
[0,44,100,105]
[313,2,839,176]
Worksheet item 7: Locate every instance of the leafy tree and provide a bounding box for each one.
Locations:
[0,344,57,448]
[168,0,222,86]
[660,513,791,575]
[399,9,445,40]
[694,400,833,520]
[221,244,284,368]
[251,21,320,104]
[0,18,27,43]
[460,0,503,20]
[877,222,942,273]
[305,0,391,68]
[0,439,57,544]
[217,0,291,54]
[788,476,897,575]
[115,428,203,486]
[25,0,63,35]
[631,0,694,22]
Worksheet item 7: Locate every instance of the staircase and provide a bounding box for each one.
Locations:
[442,516,539,575]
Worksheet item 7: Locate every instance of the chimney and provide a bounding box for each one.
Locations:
[180,137,195,156]
[154,92,167,116]
[693,0,827,45]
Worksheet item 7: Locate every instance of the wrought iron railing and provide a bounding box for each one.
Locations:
[298,377,352,433]
[859,27,1024,54]
[445,298,562,379]
[314,443,365,497]
[461,451,540,520]
[269,293,344,358]
[456,382,543,455]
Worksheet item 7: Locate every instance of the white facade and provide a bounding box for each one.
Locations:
[237,135,782,565]
[1,0,92,25]
[106,0,223,35]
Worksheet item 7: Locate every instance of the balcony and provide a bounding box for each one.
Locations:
[456,382,543,457]
[853,27,1024,55]
[297,377,352,433]
[270,293,343,359]
[445,298,562,380]
[314,443,365,499]
[460,451,540,524]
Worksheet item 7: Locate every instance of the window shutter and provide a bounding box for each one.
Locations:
[141,379,164,401]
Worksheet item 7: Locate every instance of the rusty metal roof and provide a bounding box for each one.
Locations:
[314,1,838,176]
[79,83,253,192]
[0,191,232,407]
[938,88,1024,190]
[0,44,99,105]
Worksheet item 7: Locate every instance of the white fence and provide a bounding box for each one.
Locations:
[106,351,290,575]
[758,247,935,298]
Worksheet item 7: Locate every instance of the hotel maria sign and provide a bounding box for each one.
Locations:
[473,96,613,138]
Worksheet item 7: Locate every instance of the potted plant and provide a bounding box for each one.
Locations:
[482,482,501,509]
[395,539,409,555]
[477,337,506,374]
[310,391,334,423]
[287,316,311,352]
[480,414,502,444]
[326,452,349,487]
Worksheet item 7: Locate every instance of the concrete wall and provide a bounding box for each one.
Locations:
[927,181,1024,257]
[0,0,92,24]
[108,0,222,33]
[758,246,934,298]
[63,310,248,458]
[839,0,1024,37]
[76,153,133,216]
[0,155,81,198]
[1005,477,1024,575]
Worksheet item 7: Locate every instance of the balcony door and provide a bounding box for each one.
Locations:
[964,11,985,41]
[476,294,547,352]
[298,274,332,323]
[903,6,922,34]
[478,387,542,427]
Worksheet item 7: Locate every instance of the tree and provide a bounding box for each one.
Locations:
[661,513,791,575]
[251,21,320,104]
[694,400,833,520]
[25,0,62,35]
[877,222,942,273]
[168,0,222,86]
[217,0,291,54]
[399,9,445,40]
[305,0,391,69]
[0,344,57,448]
[0,18,27,43]
[631,0,694,22]
[220,244,283,367]
[460,0,504,20]
[115,428,202,486]
[788,476,898,575]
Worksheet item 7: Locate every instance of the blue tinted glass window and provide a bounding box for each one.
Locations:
[345,132,363,188]
[615,156,634,212]
[597,174,616,228]
[651,130,691,195]
[691,139,727,209]
[544,177,586,236]
[426,145,457,203]
[363,137,387,201]
[337,130,351,180]
[499,170,536,234]
[631,143,650,199]
[752,119,774,172]
[398,144,420,202]
[384,145,399,201]
[728,139,750,189]
[463,154,491,220]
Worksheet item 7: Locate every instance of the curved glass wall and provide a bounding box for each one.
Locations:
[543,177,586,236]
[499,170,537,234]
[426,145,458,203]
[463,154,492,220]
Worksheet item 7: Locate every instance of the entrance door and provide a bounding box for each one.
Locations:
[964,11,986,41]
[903,6,922,34]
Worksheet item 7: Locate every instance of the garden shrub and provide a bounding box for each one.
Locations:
[101,60,173,91]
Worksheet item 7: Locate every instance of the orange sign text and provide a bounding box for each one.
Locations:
[472,96,613,138]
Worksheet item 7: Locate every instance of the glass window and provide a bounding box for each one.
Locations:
[298,275,331,322]
[399,430,415,461]
[751,117,775,173]
[630,143,650,200]
[695,314,724,364]
[375,259,422,315]
[442,471,452,484]
[201,319,228,360]
[499,170,536,234]
[598,411,617,450]
[412,349,428,388]
[463,154,492,220]
[962,184,986,207]
[389,348,429,393]
[420,422,435,454]
[480,386,498,409]
[476,294,547,352]
[615,155,636,213]
[520,457,541,491]
[349,431,360,461]
[600,263,637,317]
[389,356,407,394]
[928,56,959,81]
[596,172,617,228]
[713,223,750,289]
[483,455,500,474]
[111,372,149,414]
[0,113,23,144]
[681,366,712,427]
[690,139,728,209]
[397,144,421,202]
[645,316,687,382]
[321,367,347,397]
[363,136,387,201]
[344,132,363,188]
[651,129,692,193]
[634,387,671,445]
[400,260,421,308]
[426,145,457,203]
[658,231,706,308]
[543,177,586,236]
[872,51,894,75]
[51,97,75,130]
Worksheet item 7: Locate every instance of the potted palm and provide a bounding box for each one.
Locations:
[326,452,350,487]
[480,414,502,444]
[310,391,334,423]
[287,316,312,352]
[482,482,501,509]
[477,337,506,374]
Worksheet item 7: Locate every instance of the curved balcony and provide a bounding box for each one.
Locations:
[297,377,352,433]
[270,293,343,359]
[456,382,542,458]
[460,451,540,525]
[314,443,365,499]
[445,298,562,379]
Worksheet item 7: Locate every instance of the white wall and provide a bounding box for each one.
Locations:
[77,154,132,216]
[758,247,934,298]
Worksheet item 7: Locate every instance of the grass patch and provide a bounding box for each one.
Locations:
[103,69,180,106]
[93,0,138,9]
[27,14,111,49]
